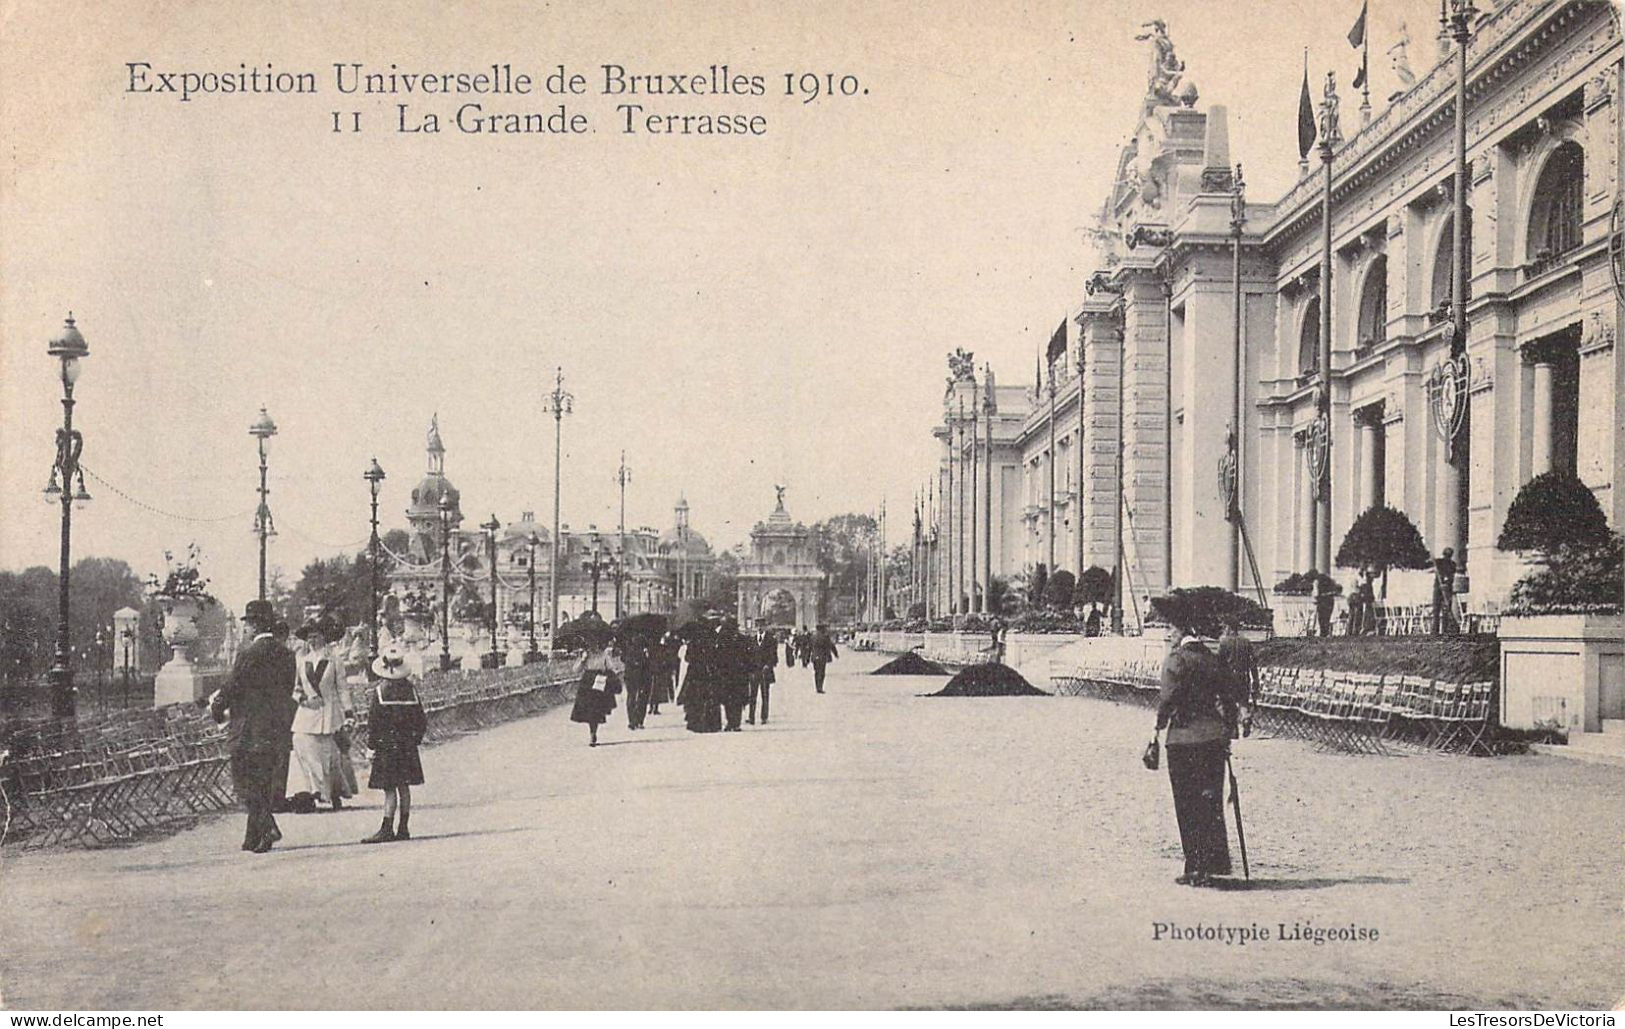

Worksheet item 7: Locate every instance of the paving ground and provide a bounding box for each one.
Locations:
[2,652,1622,1010]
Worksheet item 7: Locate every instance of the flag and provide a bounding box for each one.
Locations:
[1046,318,1068,362]
[1349,2,1369,92]
[1297,54,1316,160]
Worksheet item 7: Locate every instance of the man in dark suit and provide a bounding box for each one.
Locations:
[210,600,297,853]
[749,628,779,725]
[808,624,839,694]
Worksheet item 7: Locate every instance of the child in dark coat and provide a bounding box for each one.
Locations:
[362,644,427,843]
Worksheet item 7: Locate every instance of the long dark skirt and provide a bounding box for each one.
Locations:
[1166,739,1232,877]
[571,684,616,726]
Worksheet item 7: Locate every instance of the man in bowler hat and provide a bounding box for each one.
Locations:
[210,599,298,852]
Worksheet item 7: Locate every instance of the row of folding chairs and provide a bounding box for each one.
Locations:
[5,720,234,848]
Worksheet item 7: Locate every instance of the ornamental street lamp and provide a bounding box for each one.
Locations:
[438,492,453,672]
[249,406,278,601]
[542,367,574,638]
[482,514,502,666]
[364,458,387,669]
[526,532,541,656]
[615,452,630,619]
[582,529,617,615]
[45,313,90,719]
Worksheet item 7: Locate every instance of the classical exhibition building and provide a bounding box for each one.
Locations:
[386,417,715,654]
[929,0,1622,625]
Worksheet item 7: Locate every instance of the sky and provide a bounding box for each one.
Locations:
[0,0,1445,610]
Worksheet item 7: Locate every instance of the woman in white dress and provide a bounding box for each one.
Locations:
[287,617,356,810]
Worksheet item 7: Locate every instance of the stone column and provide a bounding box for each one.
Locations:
[1357,414,1379,513]
[1297,431,1315,573]
[1530,357,1555,476]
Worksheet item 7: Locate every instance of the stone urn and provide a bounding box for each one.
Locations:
[153,594,208,707]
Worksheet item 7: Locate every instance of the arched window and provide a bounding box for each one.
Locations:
[1357,256,1388,350]
[1298,296,1321,380]
[1527,141,1584,273]
[1430,210,1474,316]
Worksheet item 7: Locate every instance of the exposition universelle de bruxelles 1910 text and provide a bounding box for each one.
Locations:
[124,62,868,137]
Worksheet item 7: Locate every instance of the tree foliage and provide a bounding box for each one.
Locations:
[1075,565,1113,607]
[1335,505,1431,574]
[1498,472,1611,555]
[1029,563,1049,608]
[1043,569,1076,610]
[1507,535,1623,615]
[0,558,167,685]
[1146,586,1274,637]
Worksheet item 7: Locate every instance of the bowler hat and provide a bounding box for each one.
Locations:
[243,599,276,626]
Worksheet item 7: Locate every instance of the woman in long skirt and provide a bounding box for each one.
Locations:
[570,643,621,746]
[287,617,356,811]
[1152,611,1243,887]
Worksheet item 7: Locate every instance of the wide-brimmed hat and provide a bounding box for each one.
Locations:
[295,618,328,642]
[242,599,276,627]
[371,643,412,680]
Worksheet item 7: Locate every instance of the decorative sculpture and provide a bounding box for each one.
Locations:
[1135,19,1186,109]
[1389,21,1418,95]
[1318,72,1343,154]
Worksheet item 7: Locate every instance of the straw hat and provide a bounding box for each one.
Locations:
[371,642,412,680]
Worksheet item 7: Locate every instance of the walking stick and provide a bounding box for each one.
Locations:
[1226,754,1250,881]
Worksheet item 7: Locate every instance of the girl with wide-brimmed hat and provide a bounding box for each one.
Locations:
[361,643,427,843]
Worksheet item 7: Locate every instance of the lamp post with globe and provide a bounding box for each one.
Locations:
[44,313,91,719]
[249,406,278,602]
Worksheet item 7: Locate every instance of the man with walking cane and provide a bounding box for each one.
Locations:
[1147,596,1251,887]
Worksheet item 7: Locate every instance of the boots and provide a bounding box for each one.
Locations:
[361,817,395,844]
[395,814,411,841]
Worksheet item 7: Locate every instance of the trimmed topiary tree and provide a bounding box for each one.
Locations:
[1044,569,1076,610]
[1146,586,1274,639]
[1498,471,1611,557]
[1335,505,1431,597]
[1507,534,1623,615]
[1074,565,1113,608]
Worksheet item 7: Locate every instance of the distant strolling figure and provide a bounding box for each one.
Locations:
[681,614,724,733]
[361,644,427,844]
[287,617,356,811]
[1151,604,1248,887]
[749,628,779,725]
[571,642,623,746]
[648,634,679,715]
[1312,574,1337,638]
[807,624,839,694]
[717,617,753,732]
[621,635,652,731]
[1432,548,1458,636]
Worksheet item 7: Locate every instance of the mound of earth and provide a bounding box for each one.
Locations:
[872,652,948,676]
[925,662,1049,697]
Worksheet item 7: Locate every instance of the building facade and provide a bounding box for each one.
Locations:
[736,489,826,627]
[931,0,1623,620]
[386,418,715,651]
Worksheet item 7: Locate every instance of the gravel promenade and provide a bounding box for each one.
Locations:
[2,651,1620,1009]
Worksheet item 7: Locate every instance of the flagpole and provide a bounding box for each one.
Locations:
[1361,29,1372,125]
[1316,72,1343,575]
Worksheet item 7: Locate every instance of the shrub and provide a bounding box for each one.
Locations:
[1029,564,1049,607]
[1044,570,1077,610]
[1145,586,1274,638]
[1075,565,1113,607]
[1498,472,1611,555]
[1335,505,1431,595]
[1006,608,1086,634]
[1506,535,1623,616]
[1273,571,1342,597]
